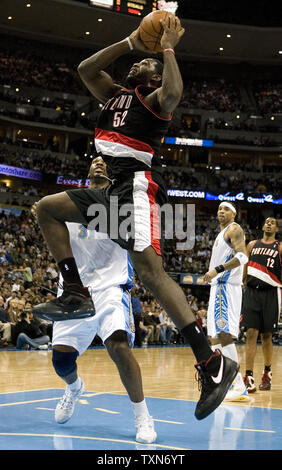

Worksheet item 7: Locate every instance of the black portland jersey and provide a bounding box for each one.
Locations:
[94,85,172,178]
[247,239,282,288]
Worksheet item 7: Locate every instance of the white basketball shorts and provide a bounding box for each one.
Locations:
[52,286,135,355]
[207,282,242,339]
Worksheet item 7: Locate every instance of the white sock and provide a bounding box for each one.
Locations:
[222,344,245,387]
[132,399,149,418]
[68,377,81,393]
[221,343,238,362]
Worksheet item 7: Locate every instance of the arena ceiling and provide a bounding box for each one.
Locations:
[1,0,282,65]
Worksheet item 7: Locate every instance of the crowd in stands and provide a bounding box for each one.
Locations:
[206,117,281,134]
[254,81,282,115]
[0,48,83,95]
[0,141,281,210]
[180,79,243,112]
[211,170,281,196]
[1,44,281,117]
[0,40,281,350]
[0,142,89,179]
[0,204,213,349]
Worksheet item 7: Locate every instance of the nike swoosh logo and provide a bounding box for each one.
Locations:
[211,355,224,384]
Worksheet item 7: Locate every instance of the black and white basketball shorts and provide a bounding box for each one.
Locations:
[67,170,168,255]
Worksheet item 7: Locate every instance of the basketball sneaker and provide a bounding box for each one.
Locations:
[194,350,239,420]
[224,379,250,402]
[32,282,95,321]
[243,374,256,393]
[259,371,272,390]
[135,415,157,444]
[55,378,84,424]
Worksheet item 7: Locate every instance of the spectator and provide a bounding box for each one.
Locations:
[12,309,51,350]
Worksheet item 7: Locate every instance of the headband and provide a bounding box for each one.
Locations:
[218,202,237,214]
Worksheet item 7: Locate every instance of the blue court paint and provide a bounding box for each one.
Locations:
[0,389,281,450]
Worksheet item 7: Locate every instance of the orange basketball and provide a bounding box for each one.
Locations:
[140,10,176,52]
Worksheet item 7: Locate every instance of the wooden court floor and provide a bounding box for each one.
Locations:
[0,344,282,451]
[1,344,282,409]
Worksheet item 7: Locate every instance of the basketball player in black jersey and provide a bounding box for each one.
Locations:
[32,17,238,420]
[242,217,281,392]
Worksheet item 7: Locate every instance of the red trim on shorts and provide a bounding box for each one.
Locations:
[95,128,154,155]
[144,171,161,256]
[248,260,281,285]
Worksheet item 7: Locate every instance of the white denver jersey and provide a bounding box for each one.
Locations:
[60,223,133,292]
[209,222,243,286]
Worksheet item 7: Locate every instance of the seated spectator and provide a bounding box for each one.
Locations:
[139,304,155,346]
[0,296,9,323]
[12,309,51,350]
[159,311,178,344]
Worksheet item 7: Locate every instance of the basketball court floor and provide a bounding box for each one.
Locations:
[0,344,281,451]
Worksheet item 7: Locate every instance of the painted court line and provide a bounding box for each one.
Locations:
[0,397,62,407]
[224,427,276,433]
[0,433,188,450]
[94,408,120,414]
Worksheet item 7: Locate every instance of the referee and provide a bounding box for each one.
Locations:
[242,217,281,393]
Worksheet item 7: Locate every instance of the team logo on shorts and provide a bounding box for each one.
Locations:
[216,317,227,329]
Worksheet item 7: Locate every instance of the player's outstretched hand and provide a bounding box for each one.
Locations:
[129,28,157,53]
[160,16,185,50]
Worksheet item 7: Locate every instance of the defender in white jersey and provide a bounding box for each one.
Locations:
[203,202,249,401]
[31,158,157,445]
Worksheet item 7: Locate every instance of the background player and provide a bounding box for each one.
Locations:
[242,217,281,393]
[32,157,157,444]
[203,202,249,401]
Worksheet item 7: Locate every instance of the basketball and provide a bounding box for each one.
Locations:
[140,10,176,52]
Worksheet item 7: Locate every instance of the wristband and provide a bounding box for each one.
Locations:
[126,37,134,51]
[215,265,225,273]
[163,48,175,55]
[234,252,249,265]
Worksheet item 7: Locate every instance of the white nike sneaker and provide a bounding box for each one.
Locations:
[55,378,84,424]
[135,415,157,444]
[224,380,250,402]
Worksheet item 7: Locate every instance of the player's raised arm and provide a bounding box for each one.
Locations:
[77,42,126,103]
[140,16,185,115]
[77,25,154,103]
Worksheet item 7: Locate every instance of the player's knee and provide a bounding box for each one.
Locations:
[105,333,130,361]
[36,196,54,219]
[261,332,272,342]
[137,265,164,290]
[52,348,78,378]
[246,327,258,340]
